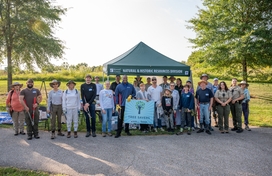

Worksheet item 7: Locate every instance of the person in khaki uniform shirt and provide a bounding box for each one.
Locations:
[214,81,232,133]
[229,78,244,133]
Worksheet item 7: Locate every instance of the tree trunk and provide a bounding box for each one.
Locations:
[7,46,12,92]
[242,58,247,82]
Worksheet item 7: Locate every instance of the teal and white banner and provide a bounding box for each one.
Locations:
[124,100,154,124]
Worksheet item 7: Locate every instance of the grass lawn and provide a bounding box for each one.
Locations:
[0,167,66,176]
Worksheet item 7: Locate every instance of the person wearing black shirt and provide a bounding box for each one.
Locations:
[110,75,121,93]
[81,74,97,137]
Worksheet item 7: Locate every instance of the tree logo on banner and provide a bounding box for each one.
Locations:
[136,101,145,114]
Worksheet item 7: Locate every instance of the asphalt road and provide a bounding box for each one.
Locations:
[0,127,271,176]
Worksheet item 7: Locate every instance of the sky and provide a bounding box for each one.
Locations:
[53,0,203,67]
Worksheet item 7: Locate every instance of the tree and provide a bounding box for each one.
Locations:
[187,0,272,81]
[0,0,67,91]
[136,101,145,114]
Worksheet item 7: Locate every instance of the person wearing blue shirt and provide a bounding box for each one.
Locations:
[195,80,214,135]
[115,75,136,138]
[177,85,195,135]
[212,78,219,127]
[239,81,251,131]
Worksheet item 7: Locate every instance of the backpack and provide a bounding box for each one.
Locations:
[65,89,78,94]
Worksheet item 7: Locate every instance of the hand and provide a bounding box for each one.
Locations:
[231,100,236,104]
[63,109,67,114]
[25,107,29,112]
[84,104,89,111]
[33,103,38,109]
[221,103,226,107]
[158,103,162,107]
[102,110,106,114]
[112,109,115,113]
[6,107,10,113]
[209,106,212,111]
[187,109,191,112]
[145,99,149,102]
[47,110,50,113]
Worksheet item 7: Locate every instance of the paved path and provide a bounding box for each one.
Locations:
[0,127,272,176]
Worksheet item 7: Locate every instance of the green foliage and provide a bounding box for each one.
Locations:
[135,101,145,110]
[187,0,272,81]
[0,0,67,91]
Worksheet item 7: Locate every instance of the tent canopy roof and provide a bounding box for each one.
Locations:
[103,41,190,76]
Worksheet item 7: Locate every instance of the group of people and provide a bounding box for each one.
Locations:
[5,73,251,140]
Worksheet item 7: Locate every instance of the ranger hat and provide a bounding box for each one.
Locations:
[238,81,249,87]
[200,74,209,80]
[66,80,76,86]
[11,82,23,88]
[49,80,61,88]
[198,80,208,86]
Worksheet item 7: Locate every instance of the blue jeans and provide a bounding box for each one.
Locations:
[199,103,210,129]
[102,108,113,133]
[153,104,162,128]
[84,104,96,132]
[242,103,249,125]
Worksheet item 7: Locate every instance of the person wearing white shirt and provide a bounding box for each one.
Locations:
[99,81,115,137]
[169,83,180,128]
[62,80,81,138]
[95,76,104,98]
[147,77,164,132]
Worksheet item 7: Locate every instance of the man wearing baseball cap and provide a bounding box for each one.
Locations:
[81,74,97,137]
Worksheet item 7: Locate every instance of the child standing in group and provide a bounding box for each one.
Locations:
[178,85,195,135]
[162,88,174,132]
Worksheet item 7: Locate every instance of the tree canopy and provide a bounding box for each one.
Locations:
[0,0,67,91]
[187,0,272,81]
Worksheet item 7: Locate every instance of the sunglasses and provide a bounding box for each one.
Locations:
[152,79,157,81]
[170,85,175,86]
[52,84,58,86]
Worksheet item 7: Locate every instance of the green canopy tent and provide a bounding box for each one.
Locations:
[103,41,191,77]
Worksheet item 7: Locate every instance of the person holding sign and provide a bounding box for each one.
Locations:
[162,88,174,132]
[136,83,150,133]
[19,79,42,140]
[115,75,136,138]
[99,81,115,137]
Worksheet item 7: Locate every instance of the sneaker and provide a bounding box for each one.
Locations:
[27,136,32,140]
[214,122,219,127]
[154,128,158,132]
[67,132,71,138]
[197,129,204,133]
[236,128,243,133]
[14,133,19,136]
[108,133,113,136]
[92,132,96,137]
[85,132,90,137]
[206,130,212,135]
[34,135,40,139]
[220,130,224,134]
[225,131,229,133]
[176,131,183,135]
[115,134,121,138]
[231,127,238,131]
[245,125,251,131]
[187,131,191,135]
[192,127,195,131]
[51,132,55,139]
[160,127,165,132]
[74,131,78,138]
[209,127,214,131]
[102,133,106,137]
[57,131,65,136]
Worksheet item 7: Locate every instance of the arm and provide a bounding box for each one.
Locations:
[62,91,67,111]
[189,94,194,110]
[99,91,104,110]
[77,91,81,111]
[132,85,136,97]
[161,97,166,110]
[115,85,120,105]
[175,92,179,110]
[6,91,11,107]
[171,97,174,110]
[80,85,85,104]
[19,95,28,112]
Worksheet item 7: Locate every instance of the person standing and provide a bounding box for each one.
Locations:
[197,74,214,131]
[229,78,245,133]
[99,81,115,137]
[195,80,214,135]
[115,75,136,138]
[6,82,25,136]
[169,76,176,85]
[183,80,196,130]
[214,81,232,133]
[136,83,150,133]
[133,80,140,92]
[145,77,152,91]
[162,88,174,132]
[177,85,194,135]
[47,80,64,139]
[169,83,179,129]
[159,76,170,90]
[19,79,42,140]
[95,76,104,99]
[81,74,97,137]
[135,75,143,87]
[147,77,164,132]
[239,81,251,131]
[110,75,121,106]
[212,78,219,127]
[63,80,81,138]
[175,78,183,95]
